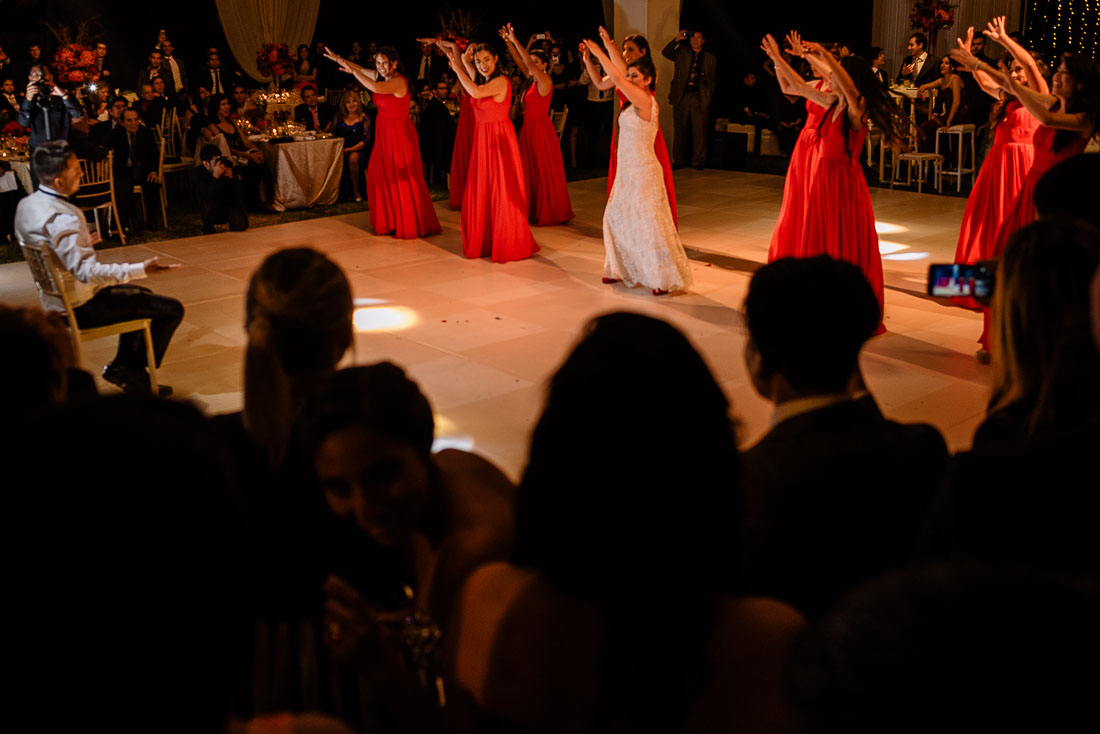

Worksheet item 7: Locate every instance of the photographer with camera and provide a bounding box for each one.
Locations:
[194,144,248,234]
[17,65,84,187]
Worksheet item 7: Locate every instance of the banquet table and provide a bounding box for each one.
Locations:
[0,157,34,194]
[258,137,344,212]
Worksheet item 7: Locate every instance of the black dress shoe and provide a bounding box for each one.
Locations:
[102,363,173,397]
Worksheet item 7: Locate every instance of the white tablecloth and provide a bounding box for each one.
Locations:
[259,137,344,212]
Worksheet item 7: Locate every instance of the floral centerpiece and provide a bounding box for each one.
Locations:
[1,120,29,155]
[53,43,101,85]
[909,0,958,50]
[256,42,292,89]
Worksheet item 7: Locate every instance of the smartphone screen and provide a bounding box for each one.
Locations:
[927,263,995,300]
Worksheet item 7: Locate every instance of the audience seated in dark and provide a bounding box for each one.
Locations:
[786,563,1100,734]
[195,144,248,234]
[734,71,771,126]
[418,78,456,185]
[160,39,187,99]
[107,108,163,232]
[298,363,513,716]
[973,218,1100,446]
[447,313,805,733]
[331,90,370,202]
[89,94,126,146]
[0,76,22,118]
[739,256,948,618]
[133,81,167,129]
[294,85,335,132]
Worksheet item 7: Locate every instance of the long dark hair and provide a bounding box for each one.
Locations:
[990,50,1050,132]
[1053,52,1100,154]
[623,33,651,60]
[513,312,741,729]
[471,42,501,85]
[819,55,909,158]
[374,45,408,81]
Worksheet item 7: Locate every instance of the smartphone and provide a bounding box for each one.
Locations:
[536,34,546,40]
[927,262,995,302]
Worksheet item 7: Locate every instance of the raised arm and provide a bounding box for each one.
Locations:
[763,34,837,107]
[584,37,652,120]
[503,23,552,94]
[500,26,529,78]
[983,15,1048,95]
[580,43,615,91]
[1006,69,1094,133]
[597,26,628,77]
[951,29,1004,99]
[324,47,408,96]
[662,31,684,61]
[439,43,508,102]
[803,42,863,121]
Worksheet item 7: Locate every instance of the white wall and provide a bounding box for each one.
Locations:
[613,0,682,155]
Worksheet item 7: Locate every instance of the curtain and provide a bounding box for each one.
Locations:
[872,0,1022,78]
[214,0,322,83]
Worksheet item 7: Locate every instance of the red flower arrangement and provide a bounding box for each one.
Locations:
[256,42,292,79]
[2,121,28,136]
[909,0,957,33]
[53,42,100,85]
[433,33,470,55]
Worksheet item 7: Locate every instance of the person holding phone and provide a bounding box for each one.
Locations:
[14,140,183,395]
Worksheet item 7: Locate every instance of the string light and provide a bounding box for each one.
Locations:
[1024,0,1099,63]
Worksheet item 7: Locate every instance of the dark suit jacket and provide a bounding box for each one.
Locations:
[895,53,941,87]
[133,97,167,130]
[739,396,948,618]
[195,65,240,96]
[0,92,22,120]
[294,102,335,131]
[136,65,164,95]
[661,39,717,109]
[159,56,187,97]
[90,118,122,147]
[106,125,159,180]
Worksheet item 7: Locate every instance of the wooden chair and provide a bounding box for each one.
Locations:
[551,105,568,141]
[72,152,125,245]
[160,108,195,197]
[133,135,168,228]
[18,239,159,393]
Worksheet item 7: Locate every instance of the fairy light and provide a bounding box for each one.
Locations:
[1024,0,1099,62]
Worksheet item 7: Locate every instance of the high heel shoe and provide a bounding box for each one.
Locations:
[652,288,669,296]
[601,277,620,284]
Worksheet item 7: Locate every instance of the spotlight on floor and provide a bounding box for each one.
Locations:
[879,240,910,255]
[353,306,419,332]
[875,221,909,235]
[883,252,930,261]
[432,414,474,452]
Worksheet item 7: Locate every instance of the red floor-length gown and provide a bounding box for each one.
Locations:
[801,109,885,331]
[978,121,1089,349]
[608,88,677,227]
[769,82,829,261]
[366,75,442,239]
[462,79,540,262]
[518,83,574,225]
[449,92,476,210]
[950,99,1038,309]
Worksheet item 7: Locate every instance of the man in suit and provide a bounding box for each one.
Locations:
[159,40,187,100]
[896,32,939,87]
[133,82,166,130]
[739,256,948,618]
[198,48,238,97]
[662,30,717,170]
[294,85,334,132]
[0,77,23,119]
[414,42,443,85]
[137,49,166,96]
[93,42,111,84]
[90,95,127,146]
[107,108,162,233]
[13,139,181,395]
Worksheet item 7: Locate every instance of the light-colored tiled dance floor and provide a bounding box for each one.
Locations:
[0,170,984,478]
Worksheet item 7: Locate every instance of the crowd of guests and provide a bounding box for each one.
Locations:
[5,125,1100,729]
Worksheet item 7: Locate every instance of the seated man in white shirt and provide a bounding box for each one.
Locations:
[13,140,183,395]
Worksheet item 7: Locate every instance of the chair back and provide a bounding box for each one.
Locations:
[159,107,183,160]
[73,151,116,211]
[325,89,343,106]
[551,105,568,140]
[19,240,79,321]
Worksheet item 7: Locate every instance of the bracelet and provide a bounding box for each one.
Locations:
[971,59,981,72]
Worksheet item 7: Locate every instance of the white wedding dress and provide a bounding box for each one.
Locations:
[603,95,693,292]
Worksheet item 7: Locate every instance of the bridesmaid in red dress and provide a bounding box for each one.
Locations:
[955,21,1099,354]
[500,23,574,225]
[760,33,835,262]
[326,46,441,239]
[795,39,909,333]
[449,90,475,210]
[582,27,677,227]
[949,26,1043,312]
[435,40,540,263]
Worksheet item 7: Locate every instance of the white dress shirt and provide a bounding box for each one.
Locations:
[913,52,928,78]
[14,186,146,311]
[164,56,184,92]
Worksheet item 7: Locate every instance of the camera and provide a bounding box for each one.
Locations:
[215,156,233,168]
[927,262,996,304]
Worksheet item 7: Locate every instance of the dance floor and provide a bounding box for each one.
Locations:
[0,170,984,478]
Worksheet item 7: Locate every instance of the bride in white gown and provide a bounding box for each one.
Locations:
[584,38,692,296]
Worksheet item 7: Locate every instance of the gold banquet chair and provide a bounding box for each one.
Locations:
[18,239,159,393]
[551,105,569,141]
[133,134,168,228]
[73,152,126,245]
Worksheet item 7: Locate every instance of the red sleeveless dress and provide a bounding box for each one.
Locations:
[462,79,540,263]
[518,84,574,225]
[366,75,441,239]
[449,92,475,209]
[979,122,1089,349]
[951,100,1038,309]
[769,83,829,261]
[608,88,677,227]
[801,109,885,331]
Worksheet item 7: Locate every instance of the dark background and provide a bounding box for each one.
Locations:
[1,0,873,117]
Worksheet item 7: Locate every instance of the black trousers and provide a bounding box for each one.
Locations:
[72,284,184,370]
[673,90,710,167]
